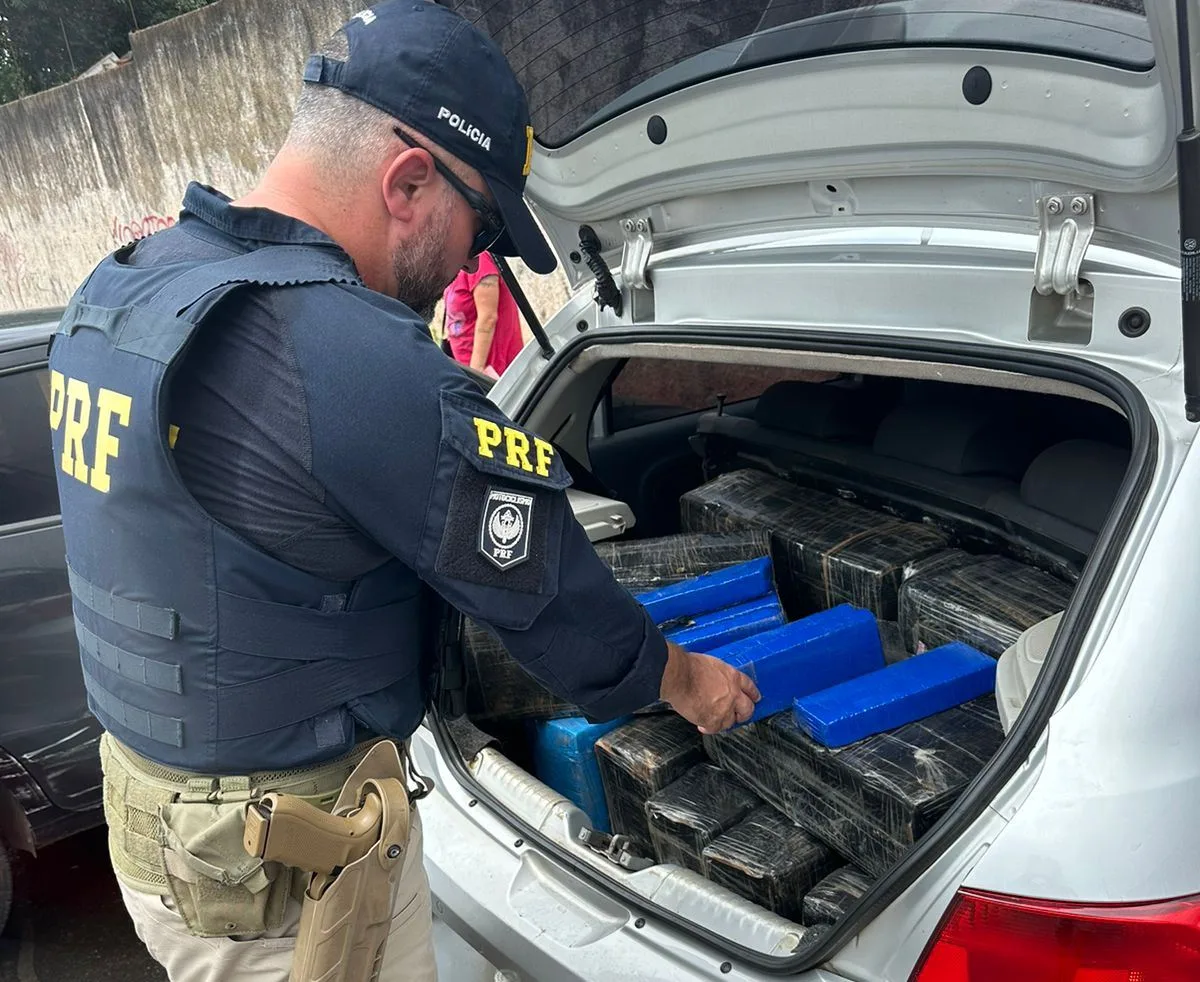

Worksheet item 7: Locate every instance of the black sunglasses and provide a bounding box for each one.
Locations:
[393,128,504,258]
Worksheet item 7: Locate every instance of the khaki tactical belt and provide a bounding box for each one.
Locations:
[98,733,432,948]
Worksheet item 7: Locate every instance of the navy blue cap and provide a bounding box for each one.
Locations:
[303,1,556,274]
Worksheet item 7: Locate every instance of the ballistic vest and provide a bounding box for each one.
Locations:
[48,241,433,773]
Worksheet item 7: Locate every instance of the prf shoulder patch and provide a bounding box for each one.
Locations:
[480,487,533,569]
[439,389,572,490]
[429,388,571,607]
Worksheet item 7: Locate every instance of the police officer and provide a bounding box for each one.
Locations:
[48,3,760,980]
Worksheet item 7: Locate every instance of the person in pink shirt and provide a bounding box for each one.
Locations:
[442,251,524,378]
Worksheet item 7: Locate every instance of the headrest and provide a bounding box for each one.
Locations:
[872,403,1036,478]
[1020,440,1128,533]
[753,379,895,441]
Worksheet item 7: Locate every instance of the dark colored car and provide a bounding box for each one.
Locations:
[0,309,105,933]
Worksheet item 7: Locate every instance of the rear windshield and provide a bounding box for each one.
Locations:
[447,0,1151,148]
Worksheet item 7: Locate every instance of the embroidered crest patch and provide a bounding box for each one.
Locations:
[480,488,533,570]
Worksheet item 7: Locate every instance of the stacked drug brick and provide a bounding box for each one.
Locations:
[466,467,1072,930]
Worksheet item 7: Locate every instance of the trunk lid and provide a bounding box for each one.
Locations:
[448,0,1189,305]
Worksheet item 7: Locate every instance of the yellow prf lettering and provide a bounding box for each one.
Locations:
[61,378,91,484]
[533,438,555,478]
[504,428,534,472]
[473,417,503,458]
[48,370,65,432]
[52,373,136,491]
[91,388,132,493]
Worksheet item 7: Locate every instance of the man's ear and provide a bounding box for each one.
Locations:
[382,148,436,224]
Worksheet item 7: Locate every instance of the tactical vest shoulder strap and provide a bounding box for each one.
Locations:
[144,244,363,321]
[55,243,363,366]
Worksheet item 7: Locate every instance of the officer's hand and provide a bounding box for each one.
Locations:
[659,642,761,735]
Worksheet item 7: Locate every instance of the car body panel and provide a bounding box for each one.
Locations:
[0,520,100,814]
[0,314,105,845]
[510,1,1187,293]
[964,424,1200,904]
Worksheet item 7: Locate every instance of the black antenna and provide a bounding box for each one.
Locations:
[1176,0,1200,421]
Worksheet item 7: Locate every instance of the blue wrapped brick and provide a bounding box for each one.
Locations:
[636,557,773,626]
[532,716,631,832]
[664,596,786,653]
[710,605,885,722]
[793,642,997,748]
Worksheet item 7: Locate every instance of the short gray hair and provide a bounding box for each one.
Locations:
[285,31,400,181]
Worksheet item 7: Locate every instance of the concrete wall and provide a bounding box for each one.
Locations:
[0,0,570,327]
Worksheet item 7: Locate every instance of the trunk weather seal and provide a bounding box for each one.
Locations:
[428,326,1156,976]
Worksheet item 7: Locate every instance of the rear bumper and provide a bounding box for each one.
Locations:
[411,726,849,982]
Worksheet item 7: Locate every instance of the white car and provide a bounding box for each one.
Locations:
[413,1,1200,979]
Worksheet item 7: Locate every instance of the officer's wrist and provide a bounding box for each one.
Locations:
[659,642,692,704]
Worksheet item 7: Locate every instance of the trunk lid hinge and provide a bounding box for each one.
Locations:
[620,216,654,291]
[620,215,656,323]
[1029,192,1096,344]
[1034,192,1095,298]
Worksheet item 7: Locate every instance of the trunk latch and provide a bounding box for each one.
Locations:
[577,827,654,871]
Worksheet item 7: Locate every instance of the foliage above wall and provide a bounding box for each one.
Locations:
[0,0,215,103]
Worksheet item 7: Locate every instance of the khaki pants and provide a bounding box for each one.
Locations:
[116,809,437,982]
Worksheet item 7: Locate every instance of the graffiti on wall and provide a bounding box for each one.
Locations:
[110,212,176,245]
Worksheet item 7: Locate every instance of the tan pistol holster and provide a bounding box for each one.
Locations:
[242,740,414,982]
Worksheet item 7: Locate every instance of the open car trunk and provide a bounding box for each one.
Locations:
[427,335,1143,966]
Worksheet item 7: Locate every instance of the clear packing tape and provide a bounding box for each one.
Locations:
[802,866,874,927]
[594,714,707,857]
[704,697,1006,877]
[681,470,950,620]
[644,762,761,874]
[899,550,1072,657]
[703,805,843,924]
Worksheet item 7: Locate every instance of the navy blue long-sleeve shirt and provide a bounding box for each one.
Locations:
[139,183,667,721]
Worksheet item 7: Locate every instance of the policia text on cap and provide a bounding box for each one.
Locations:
[46,3,761,981]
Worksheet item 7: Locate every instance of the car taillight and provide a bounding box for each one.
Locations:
[910,888,1200,981]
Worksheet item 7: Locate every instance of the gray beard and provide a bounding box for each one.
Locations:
[392,192,455,322]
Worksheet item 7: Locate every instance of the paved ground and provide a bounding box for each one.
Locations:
[0,828,166,982]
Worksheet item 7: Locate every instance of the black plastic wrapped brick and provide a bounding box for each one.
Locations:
[644,763,761,873]
[802,866,875,927]
[593,529,773,593]
[595,714,708,855]
[702,805,843,922]
[462,619,577,723]
[680,470,950,620]
[704,698,1006,877]
[464,530,774,723]
[899,550,1072,657]
[462,528,781,725]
